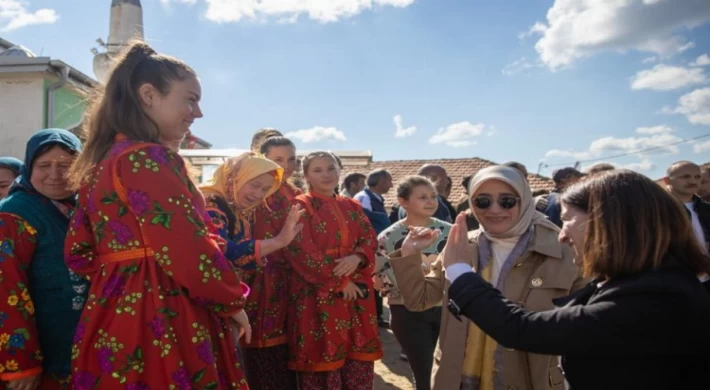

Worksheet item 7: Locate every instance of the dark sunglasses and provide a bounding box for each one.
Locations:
[473,195,520,210]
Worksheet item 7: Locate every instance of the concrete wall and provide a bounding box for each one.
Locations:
[0,74,44,159]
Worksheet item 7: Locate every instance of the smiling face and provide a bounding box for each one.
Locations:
[235,173,275,209]
[265,145,297,180]
[0,167,17,199]
[399,184,438,218]
[471,179,521,235]
[559,201,590,263]
[305,156,340,196]
[141,75,203,148]
[30,145,75,200]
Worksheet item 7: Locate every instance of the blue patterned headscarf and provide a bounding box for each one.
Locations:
[11,128,82,198]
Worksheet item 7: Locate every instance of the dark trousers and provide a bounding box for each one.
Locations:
[389,304,441,390]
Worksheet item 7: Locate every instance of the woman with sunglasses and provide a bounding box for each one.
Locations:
[387,165,586,390]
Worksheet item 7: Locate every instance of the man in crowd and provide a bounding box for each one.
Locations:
[699,166,710,202]
[664,161,710,254]
[535,167,585,227]
[502,161,529,181]
[341,172,366,198]
[353,169,393,328]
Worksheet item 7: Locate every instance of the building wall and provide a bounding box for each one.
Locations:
[44,79,87,129]
[0,74,44,159]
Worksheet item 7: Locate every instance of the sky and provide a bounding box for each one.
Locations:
[2,0,710,179]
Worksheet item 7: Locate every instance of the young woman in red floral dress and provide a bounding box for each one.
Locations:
[64,41,251,389]
[286,151,382,390]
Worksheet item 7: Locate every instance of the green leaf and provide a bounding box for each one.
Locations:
[192,368,206,384]
[161,214,172,229]
[134,346,143,360]
[157,307,178,317]
[14,328,30,339]
[204,382,219,390]
[118,206,127,217]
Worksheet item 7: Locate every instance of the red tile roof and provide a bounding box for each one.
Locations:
[340,157,554,207]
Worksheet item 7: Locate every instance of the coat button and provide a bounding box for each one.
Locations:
[531,278,543,287]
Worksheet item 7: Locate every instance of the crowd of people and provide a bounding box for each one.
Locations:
[0,40,708,390]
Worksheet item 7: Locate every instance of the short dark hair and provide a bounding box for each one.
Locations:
[250,128,283,153]
[366,169,391,187]
[502,161,528,177]
[666,160,699,177]
[259,136,295,155]
[343,173,366,189]
[586,163,615,175]
[561,170,710,279]
[396,175,436,200]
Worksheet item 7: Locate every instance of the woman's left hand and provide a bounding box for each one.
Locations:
[231,310,252,345]
[333,255,362,277]
[442,213,475,270]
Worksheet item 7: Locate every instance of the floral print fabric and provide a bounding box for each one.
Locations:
[65,140,249,389]
[285,192,382,373]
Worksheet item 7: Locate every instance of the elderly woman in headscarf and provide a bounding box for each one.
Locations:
[200,152,304,389]
[0,129,89,390]
[200,152,303,272]
[0,157,23,200]
[387,165,586,390]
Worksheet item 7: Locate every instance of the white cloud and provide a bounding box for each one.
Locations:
[635,125,673,134]
[526,0,710,70]
[0,0,58,32]
[161,0,197,5]
[630,64,707,91]
[691,54,710,67]
[693,140,710,153]
[545,126,682,168]
[428,121,485,148]
[665,87,710,125]
[642,56,658,64]
[285,126,347,143]
[393,114,416,138]
[201,0,414,24]
[544,149,593,160]
[621,159,655,171]
[501,57,538,76]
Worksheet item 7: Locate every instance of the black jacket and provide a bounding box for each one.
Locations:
[448,266,710,390]
[689,195,710,253]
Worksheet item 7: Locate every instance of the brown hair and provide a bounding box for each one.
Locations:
[301,151,339,176]
[259,136,295,155]
[396,175,436,200]
[561,170,710,279]
[69,41,195,189]
[585,163,615,175]
[250,128,283,153]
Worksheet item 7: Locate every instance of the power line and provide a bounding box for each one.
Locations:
[543,132,710,168]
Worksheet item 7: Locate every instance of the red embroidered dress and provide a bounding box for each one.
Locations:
[64,139,249,390]
[246,184,301,349]
[285,192,382,372]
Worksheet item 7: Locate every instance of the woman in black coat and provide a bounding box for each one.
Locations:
[403,170,710,390]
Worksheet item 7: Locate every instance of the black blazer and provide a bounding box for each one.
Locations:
[448,266,710,390]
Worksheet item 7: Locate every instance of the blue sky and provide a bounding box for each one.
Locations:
[2,0,710,179]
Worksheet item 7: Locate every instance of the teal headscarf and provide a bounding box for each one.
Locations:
[11,128,82,197]
[0,157,23,176]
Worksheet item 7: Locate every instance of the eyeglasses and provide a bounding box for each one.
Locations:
[473,195,520,210]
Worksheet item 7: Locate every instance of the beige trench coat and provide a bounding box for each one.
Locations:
[388,223,587,390]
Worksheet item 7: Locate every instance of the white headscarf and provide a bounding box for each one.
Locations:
[468,165,555,239]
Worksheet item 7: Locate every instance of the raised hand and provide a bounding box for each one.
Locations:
[401,226,441,257]
[442,213,475,270]
[277,205,305,247]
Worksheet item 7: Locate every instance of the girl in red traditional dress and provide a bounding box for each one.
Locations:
[201,146,303,390]
[64,41,251,389]
[286,151,382,390]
